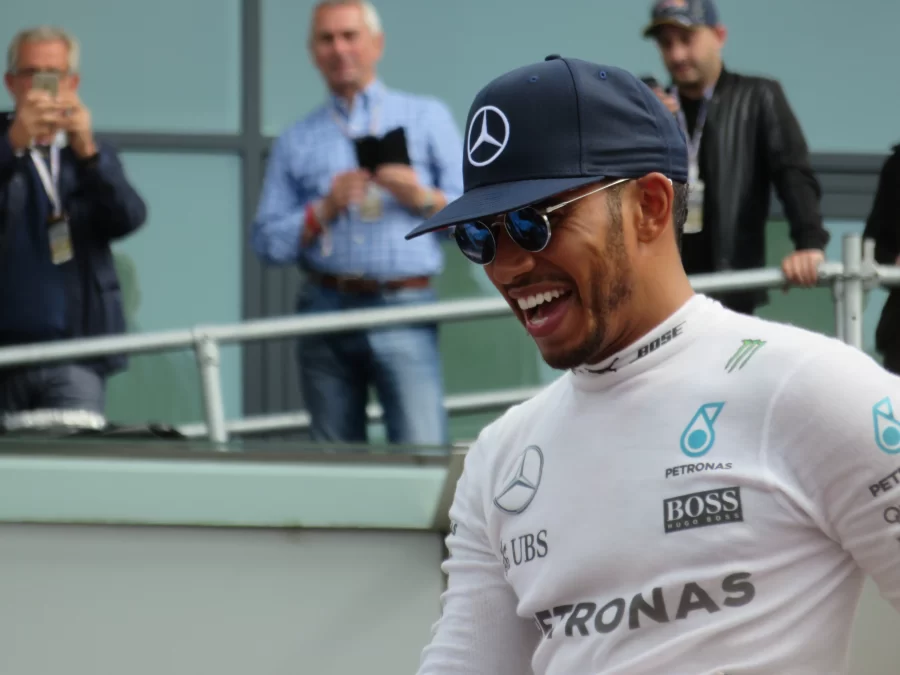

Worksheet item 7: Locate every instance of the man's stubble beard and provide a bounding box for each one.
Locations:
[539,208,633,371]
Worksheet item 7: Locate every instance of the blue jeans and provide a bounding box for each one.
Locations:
[0,364,106,414]
[296,284,448,447]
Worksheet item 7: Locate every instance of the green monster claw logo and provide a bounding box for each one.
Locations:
[725,339,766,373]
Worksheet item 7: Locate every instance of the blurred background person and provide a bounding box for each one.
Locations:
[0,26,146,415]
[251,0,463,447]
[863,142,900,374]
[642,0,830,315]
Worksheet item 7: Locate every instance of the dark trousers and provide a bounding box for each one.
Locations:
[0,364,106,414]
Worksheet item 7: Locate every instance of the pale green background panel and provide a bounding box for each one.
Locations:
[261,0,900,153]
[0,0,241,133]
[104,153,243,426]
[0,456,446,529]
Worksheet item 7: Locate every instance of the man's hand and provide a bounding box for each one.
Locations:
[321,169,370,222]
[374,164,427,211]
[7,90,60,150]
[56,92,97,158]
[782,249,825,288]
[651,86,680,115]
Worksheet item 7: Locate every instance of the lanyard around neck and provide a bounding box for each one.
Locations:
[29,145,62,217]
[674,88,714,162]
[329,91,381,138]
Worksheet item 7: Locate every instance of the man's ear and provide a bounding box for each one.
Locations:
[633,172,674,245]
[714,24,728,48]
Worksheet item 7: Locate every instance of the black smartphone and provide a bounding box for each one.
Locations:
[640,75,661,90]
[380,127,411,166]
[353,135,381,173]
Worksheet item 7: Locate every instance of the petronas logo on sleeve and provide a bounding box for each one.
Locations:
[873,398,900,455]
[725,339,766,373]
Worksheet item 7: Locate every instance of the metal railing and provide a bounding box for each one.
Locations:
[0,233,886,444]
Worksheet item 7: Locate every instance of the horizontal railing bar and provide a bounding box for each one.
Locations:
[876,265,900,287]
[178,385,545,439]
[0,328,196,369]
[208,296,512,344]
[687,261,844,294]
[0,265,849,370]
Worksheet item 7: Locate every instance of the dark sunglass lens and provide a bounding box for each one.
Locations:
[507,208,550,252]
[454,222,496,264]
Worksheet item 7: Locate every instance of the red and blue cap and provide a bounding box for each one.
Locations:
[406,55,688,240]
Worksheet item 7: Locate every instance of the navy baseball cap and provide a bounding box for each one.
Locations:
[642,0,720,38]
[405,55,688,240]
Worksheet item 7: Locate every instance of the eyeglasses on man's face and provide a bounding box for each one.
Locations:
[452,178,630,265]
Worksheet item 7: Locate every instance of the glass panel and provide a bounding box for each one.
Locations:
[260,0,655,137]
[0,0,241,133]
[260,0,900,150]
[261,0,327,136]
[717,0,900,152]
[104,153,243,426]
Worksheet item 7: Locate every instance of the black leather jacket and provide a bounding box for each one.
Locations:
[692,68,830,310]
[863,145,900,358]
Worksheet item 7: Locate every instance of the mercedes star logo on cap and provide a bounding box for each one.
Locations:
[467,105,510,167]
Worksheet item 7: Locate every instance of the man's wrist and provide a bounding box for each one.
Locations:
[319,194,339,224]
[72,136,98,159]
[416,187,442,218]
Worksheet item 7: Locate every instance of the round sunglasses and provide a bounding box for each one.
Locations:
[452,178,630,265]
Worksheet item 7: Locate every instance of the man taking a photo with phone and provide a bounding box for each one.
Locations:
[0,26,146,415]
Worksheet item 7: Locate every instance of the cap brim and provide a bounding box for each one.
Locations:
[405,176,605,240]
[642,17,696,38]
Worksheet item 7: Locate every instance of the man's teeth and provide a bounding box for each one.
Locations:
[517,289,566,311]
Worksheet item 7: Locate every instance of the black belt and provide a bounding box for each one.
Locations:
[306,271,431,294]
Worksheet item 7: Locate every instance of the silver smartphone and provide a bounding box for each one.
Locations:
[31,71,59,97]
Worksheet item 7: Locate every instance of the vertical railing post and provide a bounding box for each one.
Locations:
[193,330,228,445]
[841,233,864,351]
[832,278,845,342]
[863,238,876,270]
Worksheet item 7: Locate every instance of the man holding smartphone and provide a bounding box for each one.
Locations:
[0,26,147,415]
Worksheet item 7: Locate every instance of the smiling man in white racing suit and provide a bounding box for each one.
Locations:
[404,55,900,675]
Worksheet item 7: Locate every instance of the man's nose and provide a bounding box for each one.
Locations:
[666,42,689,64]
[489,230,536,286]
[332,37,353,57]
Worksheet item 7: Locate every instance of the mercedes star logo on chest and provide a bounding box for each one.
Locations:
[494,445,544,514]
[467,105,510,167]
